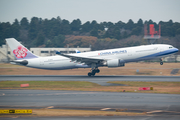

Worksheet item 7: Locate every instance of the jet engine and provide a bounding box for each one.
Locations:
[105,59,125,68]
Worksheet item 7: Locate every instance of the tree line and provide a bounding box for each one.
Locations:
[0,16,180,50]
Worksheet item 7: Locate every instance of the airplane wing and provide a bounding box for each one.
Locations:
[56,51,104,65]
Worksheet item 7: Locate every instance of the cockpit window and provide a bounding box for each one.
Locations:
[169,46,173,49]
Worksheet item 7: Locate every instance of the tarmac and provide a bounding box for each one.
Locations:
[0,75,180,86]
[0,75,180,119]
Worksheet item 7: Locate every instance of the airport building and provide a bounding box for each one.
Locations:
[0,45,14,62]
[30,47,91,57]
[0,44,91,62]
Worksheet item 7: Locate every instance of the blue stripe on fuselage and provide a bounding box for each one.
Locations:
[138,48,179,60]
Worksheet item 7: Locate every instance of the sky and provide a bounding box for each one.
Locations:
[0,0,180,24]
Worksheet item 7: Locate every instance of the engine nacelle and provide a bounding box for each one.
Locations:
[106,59,125,68]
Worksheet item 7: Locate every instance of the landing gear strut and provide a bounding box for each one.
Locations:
[88,68,100,77]
[160,58,163,65]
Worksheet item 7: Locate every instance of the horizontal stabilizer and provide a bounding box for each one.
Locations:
[10,60,28,65]
[55,51,61,55]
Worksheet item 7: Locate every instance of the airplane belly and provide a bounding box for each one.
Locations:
[27,58,76,70]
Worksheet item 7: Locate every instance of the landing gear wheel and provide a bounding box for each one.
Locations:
[96,69,100,73]
[88,68,100,77]
[91,70,96,76]
[88,72,92,77]
[160,58,163,65]
[91,72,95,76]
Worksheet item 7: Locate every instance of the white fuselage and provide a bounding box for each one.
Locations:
[24,44,178,70]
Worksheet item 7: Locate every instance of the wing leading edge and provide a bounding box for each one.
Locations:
[56,51,104,65]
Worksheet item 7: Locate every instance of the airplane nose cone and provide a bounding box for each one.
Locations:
[175,48,179,52]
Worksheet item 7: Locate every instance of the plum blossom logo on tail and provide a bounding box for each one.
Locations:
[13,46,28,58]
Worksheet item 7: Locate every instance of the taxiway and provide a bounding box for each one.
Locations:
[0,75,180,86]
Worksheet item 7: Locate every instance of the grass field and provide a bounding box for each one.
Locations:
[0,81,180,94]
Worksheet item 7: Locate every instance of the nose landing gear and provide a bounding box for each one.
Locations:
[160,58,163,65]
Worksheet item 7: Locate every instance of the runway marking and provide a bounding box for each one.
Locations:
[146,110,163,114]
[147,110,180,115]
[46,106,54,109]
[100,108,111,111]
[0,93,5,96]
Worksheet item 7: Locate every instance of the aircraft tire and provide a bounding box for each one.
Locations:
[91,72,96,76]
[96,69,100,73]
[88,72,92,77]
[160,62,163,65]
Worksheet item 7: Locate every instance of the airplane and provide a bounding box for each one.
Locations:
[6,38,179,76]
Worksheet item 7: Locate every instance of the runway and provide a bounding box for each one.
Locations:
[0,89,180,120]
[0,75,180,86]
[1,90,180,112]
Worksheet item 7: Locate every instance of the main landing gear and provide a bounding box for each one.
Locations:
[160,58,163,65]
[88,68,100,77]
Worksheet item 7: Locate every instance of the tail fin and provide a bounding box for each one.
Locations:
[6,38,38,60]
